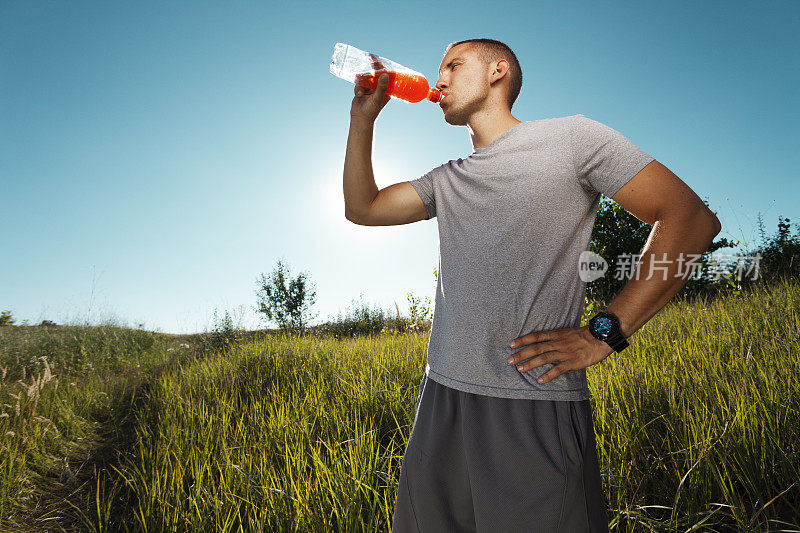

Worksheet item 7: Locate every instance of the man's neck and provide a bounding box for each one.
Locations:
[469,112,523,150]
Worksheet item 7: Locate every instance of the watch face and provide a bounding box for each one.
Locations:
[591,316,615,339]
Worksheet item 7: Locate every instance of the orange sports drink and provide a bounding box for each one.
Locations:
[355,70,443,103]
[330,42,443,104]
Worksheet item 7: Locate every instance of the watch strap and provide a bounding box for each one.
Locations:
[605,333,629,352]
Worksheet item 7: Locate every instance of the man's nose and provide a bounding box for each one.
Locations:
[435,78,447,91]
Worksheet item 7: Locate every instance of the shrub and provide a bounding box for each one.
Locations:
[314,293,426,340]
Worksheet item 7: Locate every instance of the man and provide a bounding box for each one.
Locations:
[343,38,721,532]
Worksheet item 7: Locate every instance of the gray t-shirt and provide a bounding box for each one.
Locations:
[409,113,655,401]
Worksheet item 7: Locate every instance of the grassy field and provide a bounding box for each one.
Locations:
[1,276,799,532]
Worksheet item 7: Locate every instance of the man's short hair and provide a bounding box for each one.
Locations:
[445,38,523,111]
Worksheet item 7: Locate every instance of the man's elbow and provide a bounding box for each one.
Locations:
[664,207,722,241]
[697,210,722,245]
[710,214,722,235]
[344,209,368,226]
[703,209,722,236]
[682,206,721,235]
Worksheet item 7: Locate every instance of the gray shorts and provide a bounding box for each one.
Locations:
[392,373,609,532]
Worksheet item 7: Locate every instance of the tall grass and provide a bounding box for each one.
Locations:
[592,276,800,531]
[109,330,426,531]
[1,277,799,531]
[0,323,201,531]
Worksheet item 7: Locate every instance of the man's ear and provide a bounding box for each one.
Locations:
[490,59,510,84]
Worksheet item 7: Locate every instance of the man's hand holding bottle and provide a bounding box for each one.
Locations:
[350,54,391,124]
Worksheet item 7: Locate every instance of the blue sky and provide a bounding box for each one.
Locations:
[1,1,797,333]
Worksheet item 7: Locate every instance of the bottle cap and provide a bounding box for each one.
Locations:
[427,87,443,103]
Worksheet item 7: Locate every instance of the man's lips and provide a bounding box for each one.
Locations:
[439,94,449,107]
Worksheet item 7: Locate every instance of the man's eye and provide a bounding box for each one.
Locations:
[452,64,458,70]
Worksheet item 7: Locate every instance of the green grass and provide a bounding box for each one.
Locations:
[1,277,799,531]
[592,276,800,531]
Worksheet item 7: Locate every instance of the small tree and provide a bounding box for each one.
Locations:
[741,214,800,286]
[0,310,14,326]
[255,259,318,334]
[208,308,242,351]
[406,291,433,331]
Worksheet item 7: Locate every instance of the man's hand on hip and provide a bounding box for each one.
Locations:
[507,326,614,384]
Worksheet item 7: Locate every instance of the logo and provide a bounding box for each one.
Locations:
[578,251,608,282]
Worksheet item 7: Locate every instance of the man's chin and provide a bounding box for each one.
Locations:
[442,109,467,126]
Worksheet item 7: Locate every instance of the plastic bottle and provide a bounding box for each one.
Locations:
[329,42,443,104]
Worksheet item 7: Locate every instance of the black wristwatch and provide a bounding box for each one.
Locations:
[588,311,629,353]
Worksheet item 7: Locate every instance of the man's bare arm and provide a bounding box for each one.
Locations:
[343,67,429,226]
[343,117,380,221]
[342,118,429,226]
[603,160,722,338]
